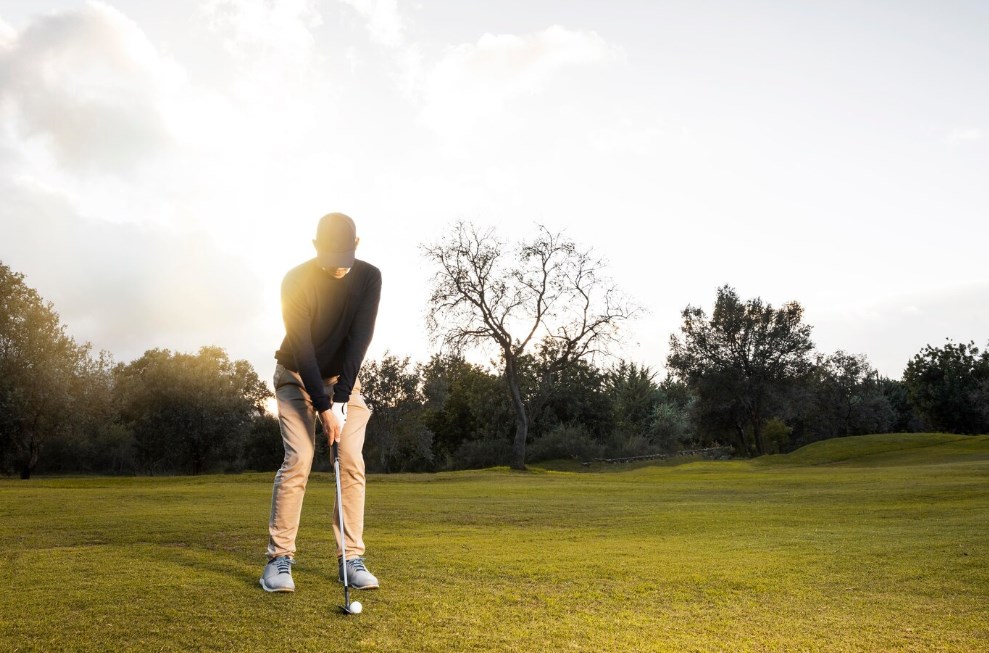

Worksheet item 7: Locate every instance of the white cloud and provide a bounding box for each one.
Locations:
[0,1,184,175]
[0,1,336,372]
[338,0,406,48]
[946,127,985,143]
[589,121,671,156]
[0,178,264,363]
[0,3,221,234]
[201,0,323,64]
[392,41,424,98]
[0,15,14,46]
[0,1,336,229]
[418,25,622,138]
[335,0,421,100]
[193,0,335,154]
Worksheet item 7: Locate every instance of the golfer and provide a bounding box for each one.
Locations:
[261,212,382,593]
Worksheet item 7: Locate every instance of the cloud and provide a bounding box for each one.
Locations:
[946,127,985,143]
[0,178,264,362]
[201,0,323,64]
[810,283,989,378]
[0,3,344,371]
[0,1,335,229]
[0,15,14,46]
[418,25,623,138]
[0,1,183,176]
[588,121,674,156]
[194,0,334,153]
[338,0,406,48]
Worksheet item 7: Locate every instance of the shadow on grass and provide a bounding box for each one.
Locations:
[128,543,262,590]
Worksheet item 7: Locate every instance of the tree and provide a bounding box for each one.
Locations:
[115,346,270,474]
[801,351,894,441]
[603,362,693,454]
[877,376,923,433]
[242,414,282,472]
[421,353,512,468]
[648,377,695,451]
[606,361,663,439]
[44,349,132,474]
[902,340,989,434]
[525,342,614,443]
[360,353,434,472]
[0,262,93,478]
[422,222,637,469]
[667,285,815,456]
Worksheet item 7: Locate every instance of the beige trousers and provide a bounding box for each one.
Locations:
[267,363,370,561]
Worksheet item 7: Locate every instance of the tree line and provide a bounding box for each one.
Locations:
[0,262,279,478]
[3,240,987,477]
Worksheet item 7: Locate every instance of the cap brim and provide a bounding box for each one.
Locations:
[317,250,356,269]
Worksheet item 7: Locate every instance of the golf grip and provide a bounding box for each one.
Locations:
[332,441,350,599]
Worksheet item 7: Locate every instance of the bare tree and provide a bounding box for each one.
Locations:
[421,221,637,469]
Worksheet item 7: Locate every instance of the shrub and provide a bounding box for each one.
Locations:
[528,423,605,462]
[451,437,511,469]
[762,417,793,454]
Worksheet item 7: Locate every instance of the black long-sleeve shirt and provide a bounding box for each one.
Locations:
[274,258,381,412]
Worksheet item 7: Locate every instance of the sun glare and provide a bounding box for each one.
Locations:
[264,396,278,416]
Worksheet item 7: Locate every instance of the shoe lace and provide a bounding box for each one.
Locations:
[348,558,367,573]
[275,557,293,575]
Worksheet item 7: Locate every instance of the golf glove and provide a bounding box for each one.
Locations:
[331,401,348,426]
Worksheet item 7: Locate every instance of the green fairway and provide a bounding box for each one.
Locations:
[2,433,987,652]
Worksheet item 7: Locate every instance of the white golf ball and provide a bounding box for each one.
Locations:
[349,601,363,614]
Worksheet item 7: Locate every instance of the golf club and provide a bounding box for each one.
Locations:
[333,440,362,615]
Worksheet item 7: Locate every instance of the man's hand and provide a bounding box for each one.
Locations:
[320,402,348,445]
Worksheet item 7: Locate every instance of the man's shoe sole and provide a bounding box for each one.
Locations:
[259,578,295,593]
[339,579,379,590]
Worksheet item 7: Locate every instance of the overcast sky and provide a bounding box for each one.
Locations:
[1,0,987,384]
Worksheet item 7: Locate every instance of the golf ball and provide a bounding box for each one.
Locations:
[349,601,363,614]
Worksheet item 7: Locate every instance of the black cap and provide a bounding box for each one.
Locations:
[315,212,357,269]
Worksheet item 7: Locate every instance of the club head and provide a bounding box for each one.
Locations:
[340,600,363,615]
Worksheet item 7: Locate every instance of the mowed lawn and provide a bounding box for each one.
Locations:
[1,434,987,652]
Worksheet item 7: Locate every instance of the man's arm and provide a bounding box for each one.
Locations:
[281,273,333,413]
[332,268,382,403]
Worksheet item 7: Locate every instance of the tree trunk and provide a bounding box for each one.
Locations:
[20,431,38,479]
[751,406,767,456]
[842,396,853,436]
[505,354,528,470]
[746,387,767,456]
[732,422,748,456]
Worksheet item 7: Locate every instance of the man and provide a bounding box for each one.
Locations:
[260,212,382,593]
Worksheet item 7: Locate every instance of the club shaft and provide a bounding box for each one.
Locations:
[333,442,349,595]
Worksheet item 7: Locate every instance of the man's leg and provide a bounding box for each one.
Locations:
[334,387,370,559]
[267,364,317,560]
[333,380,377,588]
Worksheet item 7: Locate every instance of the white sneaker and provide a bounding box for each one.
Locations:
[260,556,295,592]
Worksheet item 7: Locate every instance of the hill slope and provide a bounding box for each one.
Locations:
[757,433,989,467]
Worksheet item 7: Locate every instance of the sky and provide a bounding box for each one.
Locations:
[1,0,987,385]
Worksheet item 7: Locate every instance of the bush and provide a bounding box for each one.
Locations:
[649,402,693,451]
[451,437,511,469]
[762,417,793,454]
[528,423,605,463]
[366,419,436,473]
[603,432,656,459]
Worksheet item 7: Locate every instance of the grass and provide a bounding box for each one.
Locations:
[1,433,987,652]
